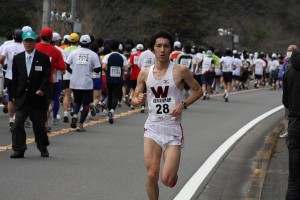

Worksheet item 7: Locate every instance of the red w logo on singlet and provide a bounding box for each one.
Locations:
[151,86,169,98]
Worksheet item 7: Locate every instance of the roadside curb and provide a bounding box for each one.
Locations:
[245,120,285,200]
[174,105,284,200]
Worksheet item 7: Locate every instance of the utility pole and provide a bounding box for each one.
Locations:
[71,0,81,33]
[71,0,76,31]
[42,0,51,28]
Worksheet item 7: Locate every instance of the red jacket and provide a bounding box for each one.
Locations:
[35,42,65,83]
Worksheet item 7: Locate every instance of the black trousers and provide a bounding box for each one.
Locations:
[106,82,123,111]
[12,106,49,152]
[286,136,300,200]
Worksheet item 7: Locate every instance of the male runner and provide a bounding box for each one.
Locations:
[131,30,202,200]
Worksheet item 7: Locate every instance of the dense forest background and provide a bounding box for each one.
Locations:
[1,0,300,53]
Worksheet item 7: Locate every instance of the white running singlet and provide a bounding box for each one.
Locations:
[146,62,184,125]
[144,62,184,150]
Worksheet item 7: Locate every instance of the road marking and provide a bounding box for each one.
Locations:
[0,108,142,153]
[173,105,284,200]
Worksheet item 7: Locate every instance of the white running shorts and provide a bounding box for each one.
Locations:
[144,121,184,151]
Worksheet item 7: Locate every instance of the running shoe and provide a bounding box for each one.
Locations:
[63,116,69,123]
[45,127,52,133]
[87,113,93,120]
[95,105,100,113]
[9,122,15,132]
[118,101,122,107]
[70,116,78,128]
[279,131,288,138]
[3,105,8,113]
[101,109,108,116]
[224,93,229,102]
[108,110,114,124]
[52,118,59,125]
[98,101,106,109]
[59,95,64,104]
[76,125,86,132]
[90,104,96,116]
[25,119,32,128]
[125,95,131,107]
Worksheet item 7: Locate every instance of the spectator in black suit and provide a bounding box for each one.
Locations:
[282,50,300,199]
[10,30,51,158]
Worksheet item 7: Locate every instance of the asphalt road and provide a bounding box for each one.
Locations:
[0,88,283,200]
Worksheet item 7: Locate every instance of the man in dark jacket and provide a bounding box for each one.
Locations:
[11,30,51,158]
[281,45,298,138]
[282,50,300,200]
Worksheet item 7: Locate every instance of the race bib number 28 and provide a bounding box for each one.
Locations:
[152,98,175,116]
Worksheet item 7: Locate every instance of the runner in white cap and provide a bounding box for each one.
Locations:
[21,26,32,32]
[66,34,101,131]
[0,29,25,132]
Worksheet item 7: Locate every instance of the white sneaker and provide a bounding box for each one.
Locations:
[108,109,114,124]
[279,131,288,138]
[25,119,32,128]
[76,125,86,132]
[118,101,122,107]
[101,109,108,116]
[52,114,60,125]
[87,113,93,120]
[141,106,145,113]
[52,118,59,125]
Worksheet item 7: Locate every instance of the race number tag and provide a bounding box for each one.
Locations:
[134,56,139,65]
[77,54,89,64]
[144,58,154,67]
[110,66,121,77]
[150,97,176,121]
[92,72,101,78]
[224,63,230,71]
[180,58,192,68]
[202,59,211,69]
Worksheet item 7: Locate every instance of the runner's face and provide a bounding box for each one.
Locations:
[153,38,172,61]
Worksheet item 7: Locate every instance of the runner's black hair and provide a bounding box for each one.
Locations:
[149,30,174,51]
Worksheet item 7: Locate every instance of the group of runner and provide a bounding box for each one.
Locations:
[0,27,287,132]
[169,42,286,102]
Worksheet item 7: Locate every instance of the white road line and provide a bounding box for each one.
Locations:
[174,105,284,200]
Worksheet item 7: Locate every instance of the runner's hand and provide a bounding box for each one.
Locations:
[138,93,146,104]
[170,103,184,118]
